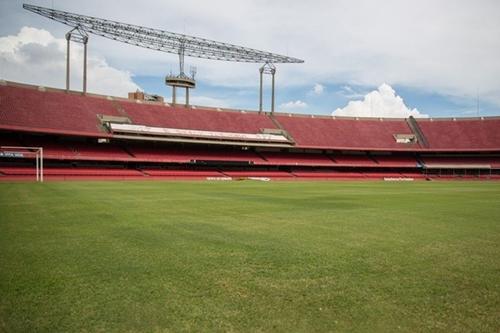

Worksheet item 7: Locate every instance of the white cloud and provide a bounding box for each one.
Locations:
[1,1,500,110]
[332,83,428,118]
[338,85,365,99]
[0,27,140,97]
[280,100,308,110]
[311,83,324,95]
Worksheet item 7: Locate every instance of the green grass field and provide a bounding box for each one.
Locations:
[0,181,499,332]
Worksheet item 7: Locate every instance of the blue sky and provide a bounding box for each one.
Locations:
[135,75,499,117]
[1,0,499,118]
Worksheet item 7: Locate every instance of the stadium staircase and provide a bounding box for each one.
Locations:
[406,116,429,148]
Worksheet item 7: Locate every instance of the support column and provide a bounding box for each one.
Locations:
[271,68,276,114]
[40,148,43,183]
[258,62,276,113]
[65,33,71,92]
[83,37,88,94]
[259,67,264,113]
[35,151,39,182]
[65,27,88,94]
[165,75,195,108]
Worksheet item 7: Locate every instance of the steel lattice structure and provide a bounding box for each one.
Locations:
[23,4,304,64]
[23,3,303,111]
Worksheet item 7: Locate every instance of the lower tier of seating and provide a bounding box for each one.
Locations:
[2,132,500,181]
[142,169,224,178]
[222,170,295,178]
[3,134,499,170]
[371,155,419,167]
[128,145,262,164]
[291,170,430,179]
[421,156,500,168]
[330,154,378,166]
[0,166,145,180]
[2,164,498,181]
[257,152,335,166]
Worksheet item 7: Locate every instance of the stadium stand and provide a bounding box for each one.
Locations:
[69,142,133,161]
[257,151,335,166]
[371,154,419,167]
[0,166,144,180]
[0,166,141,176]
[0,85,118,136]
[291,170,366,179]
[362,172,410,179]
[19,137,133,161]
[418,118,500,150]
[330,154,378,167]
[273,115,417,150]
[116,101,279,134]
[222,170,294,178]
[21,137,76,160]
[1,81,500,181]
[142,169,225,179]
[421,156,500,168]
[128,145,263,164]
[401,172,428,179]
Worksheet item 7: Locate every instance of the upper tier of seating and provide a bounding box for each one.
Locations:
[274,115,416,150]
[1,82,500,151]
[417,119,500,151]
[0,85,118,136]
[0,84,278,140]
[115,102,277,134]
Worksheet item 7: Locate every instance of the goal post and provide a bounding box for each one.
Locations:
[0,146,44,182]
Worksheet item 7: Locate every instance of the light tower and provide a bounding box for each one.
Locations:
[64,26,88,93]
[259,62,276,113]
[23,4,304,111]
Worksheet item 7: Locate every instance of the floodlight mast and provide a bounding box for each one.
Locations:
[23,4,304,111]
[65,26,88,93]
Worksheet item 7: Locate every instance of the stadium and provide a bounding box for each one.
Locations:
[0,2,499,332]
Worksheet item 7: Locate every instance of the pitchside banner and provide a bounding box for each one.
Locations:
[0,151,24,158]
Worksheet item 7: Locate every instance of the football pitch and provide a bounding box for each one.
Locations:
[0,181,499,332]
